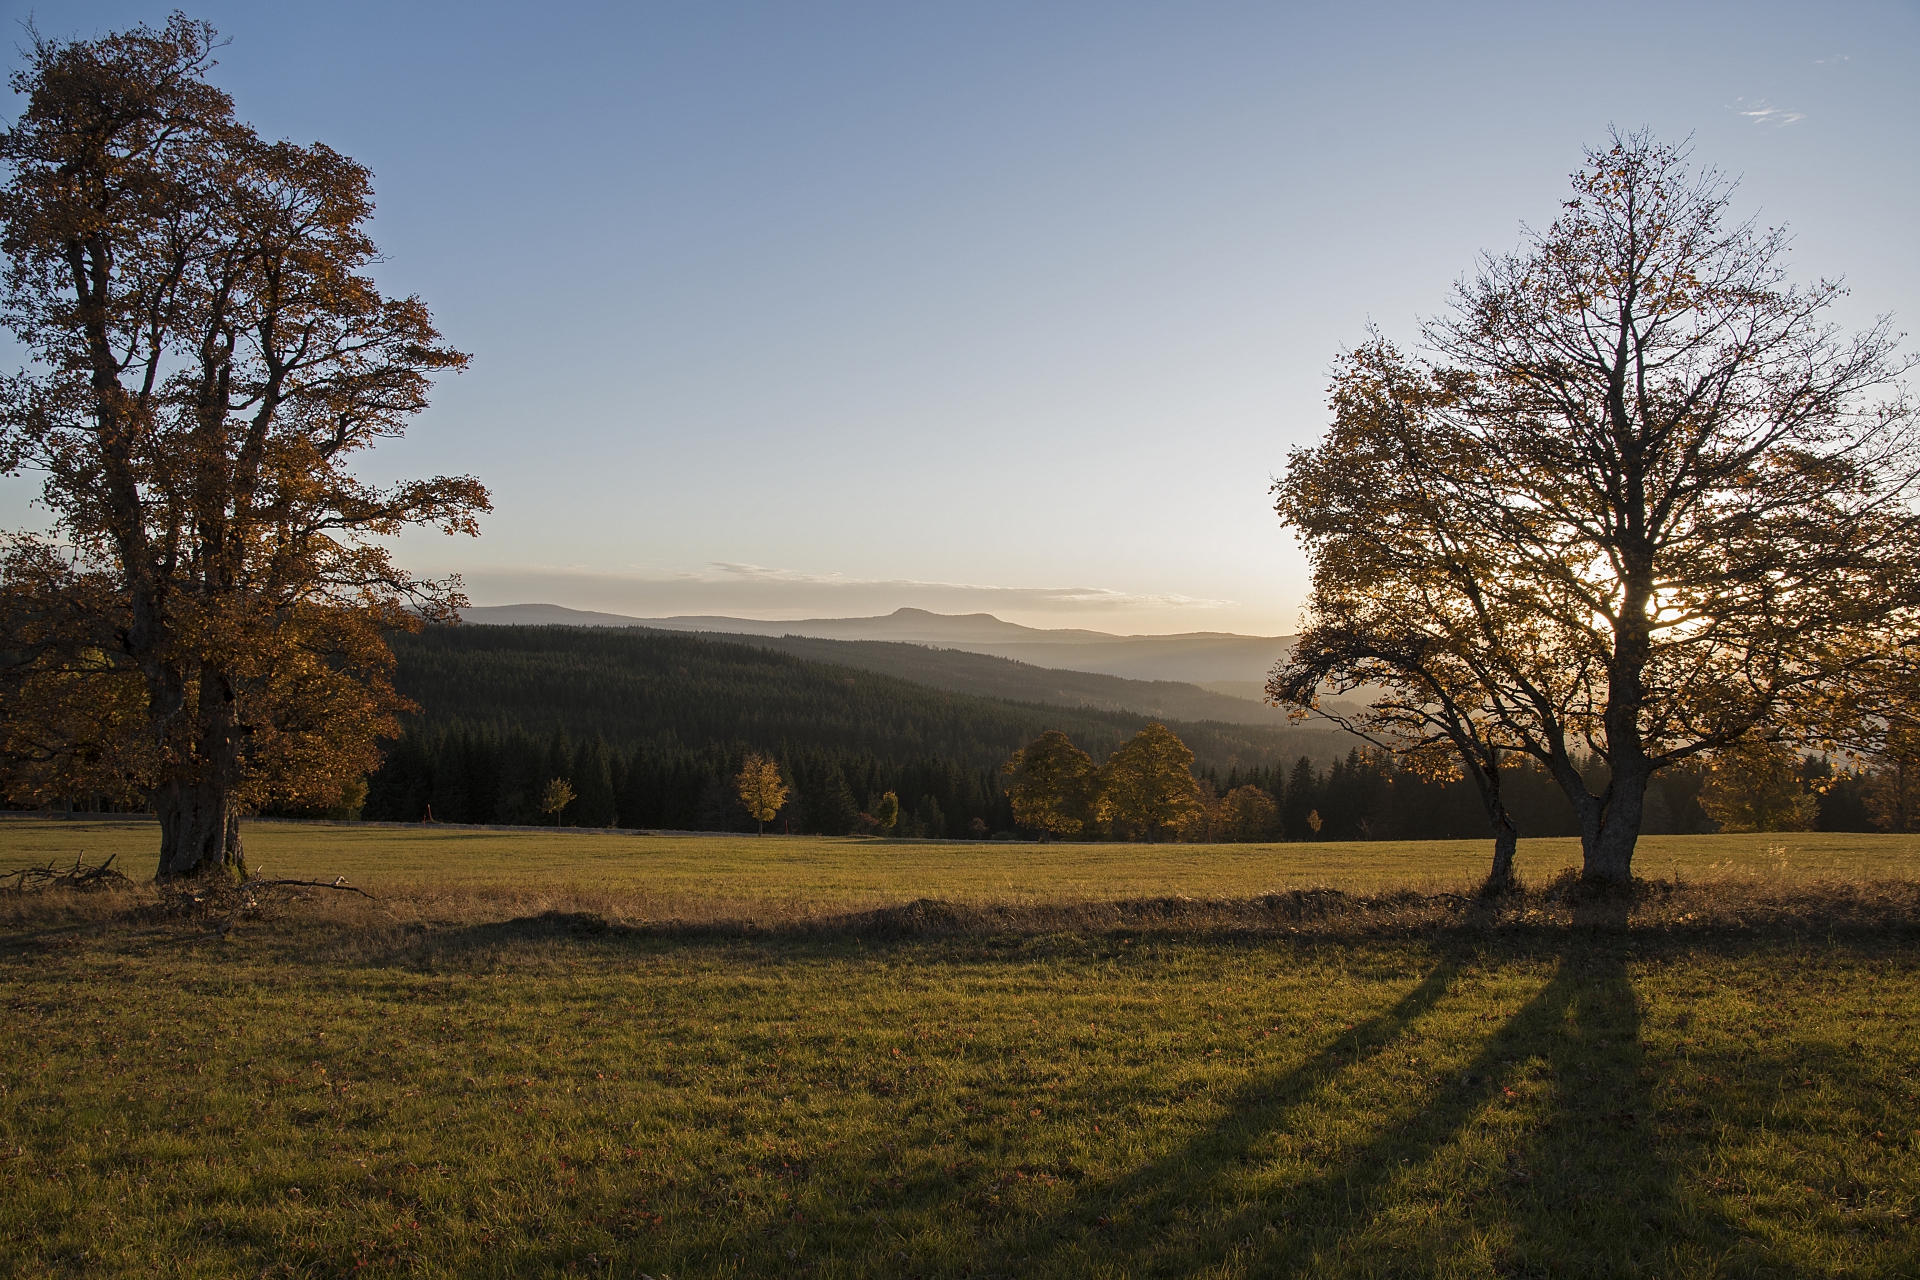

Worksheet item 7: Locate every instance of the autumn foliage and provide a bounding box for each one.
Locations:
[0,18,488,877]
[1004,723,1220,842]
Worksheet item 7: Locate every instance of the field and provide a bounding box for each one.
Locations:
[7,818,1917,908]
[2,820,1917,1278]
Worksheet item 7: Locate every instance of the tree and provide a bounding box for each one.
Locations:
[1698,738,1816,833]
[571,735,617,827]
[541,777,575,826]
[0,19,489,878]
[1099,722,1202,842]
[1280,756,1317,840]
[1001,729,1098,838]
[1864,747,1920,832]
[1268,570,1526,886]
[811,764,860,836]
[735,752,788,835]
[1178,777,1222,842]
[1271,131,1920,884]
[1218,784,1278,842]
[871,790,900,836]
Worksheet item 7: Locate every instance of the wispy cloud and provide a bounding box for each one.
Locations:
[1733,98,1804,127]
[1814,53,1849,65]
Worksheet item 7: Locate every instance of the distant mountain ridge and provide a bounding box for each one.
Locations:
[459,603,1294,688]
[689,633,1314,727]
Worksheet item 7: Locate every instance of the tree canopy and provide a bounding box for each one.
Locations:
[735,752,788,834]
[1270,131,1920,883]
[1002,722,1204,842]
[1002,729,1099,837]
[0,18,487,877]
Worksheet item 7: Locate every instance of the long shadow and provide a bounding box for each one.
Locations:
[991,936,1741,1277]
[1496,946,1729,1276]
[951,950,1469,1274]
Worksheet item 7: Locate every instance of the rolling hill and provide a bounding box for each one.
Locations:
[459,603,1294,688]
[674,631,1318,727]
[390,624,1353,774]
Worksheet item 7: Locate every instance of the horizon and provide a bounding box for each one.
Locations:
[1,2,1914,633]
[463,600,1294,640]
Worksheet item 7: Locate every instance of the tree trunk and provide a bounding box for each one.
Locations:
[1460,745,1519,894]
[153,779,245,881]
[145,658,247,881]
[1486,826,1517,891]
[1582,766,1648,884]
[1482,797,1518,894]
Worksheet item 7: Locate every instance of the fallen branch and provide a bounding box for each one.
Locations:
[242,874,377,900]
[208,874,379,937]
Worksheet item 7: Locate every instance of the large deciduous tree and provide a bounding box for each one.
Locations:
[1002,728,1099,838]
[0,18,488,878]
[1099,722,1202,842]
[1271,132,1920,883]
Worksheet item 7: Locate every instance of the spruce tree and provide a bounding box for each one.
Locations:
[571,735,618,827]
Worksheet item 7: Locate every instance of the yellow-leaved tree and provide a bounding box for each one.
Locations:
[1099,723,1202,843]
[541,779,576,826]
[1698,739,1816,833]
[1218,784,1279,842]
[735,753,789,835]
[1002,729,1099,838]
[1270,132,1920,885]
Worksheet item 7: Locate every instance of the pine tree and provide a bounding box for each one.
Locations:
[1282,756,1317,841]
[816,765,860,836]
[571,735,618,827]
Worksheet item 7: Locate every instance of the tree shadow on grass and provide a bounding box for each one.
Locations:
[986,935,1743,1278]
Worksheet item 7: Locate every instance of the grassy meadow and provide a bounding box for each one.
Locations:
[5,817,1916,908]
[1,820,1916,1278]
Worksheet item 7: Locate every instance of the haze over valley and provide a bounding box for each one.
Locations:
[461,602,1294,691]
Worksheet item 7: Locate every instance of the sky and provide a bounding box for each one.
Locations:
[1,1,1915,636]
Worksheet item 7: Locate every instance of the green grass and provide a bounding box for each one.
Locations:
[4,818,1917,905]
[1,822,1917,1277]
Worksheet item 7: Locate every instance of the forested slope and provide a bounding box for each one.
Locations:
[385,625,1347,772]
[357,626,1839,842]
[639,631,1316,727]
[355,625,1353,836]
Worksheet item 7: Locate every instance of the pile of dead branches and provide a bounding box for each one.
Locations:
[2,853,133,893]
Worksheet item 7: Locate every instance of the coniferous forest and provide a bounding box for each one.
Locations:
[355,624,1345,835]
[339,625,1880,839]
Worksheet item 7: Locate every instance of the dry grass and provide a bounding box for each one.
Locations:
[5,860,1915,962]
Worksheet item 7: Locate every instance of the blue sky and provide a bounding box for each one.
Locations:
[3,1,1915,634]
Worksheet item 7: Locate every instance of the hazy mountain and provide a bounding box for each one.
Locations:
[459,603,1293,688]
[388,625,1357,779]
[695,633,1299,726]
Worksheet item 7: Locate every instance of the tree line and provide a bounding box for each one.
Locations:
[347,724,1015,838]
[996,726,1881,844]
